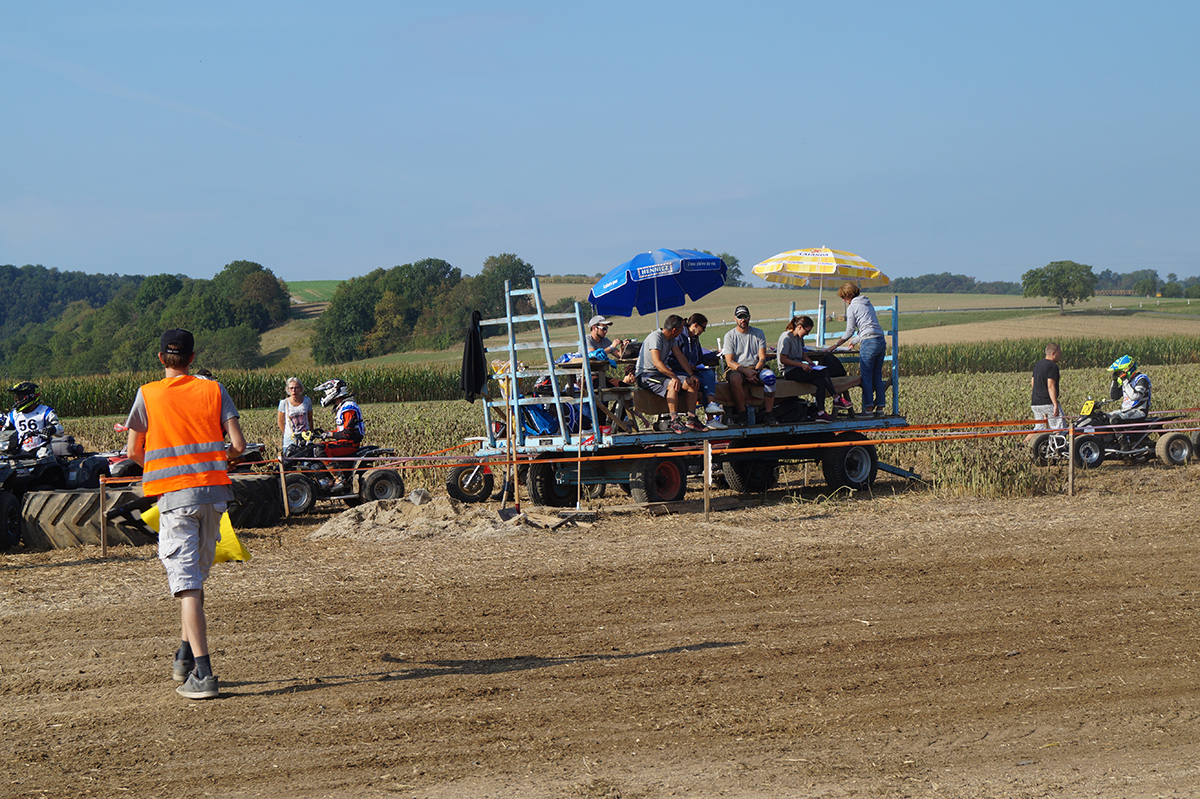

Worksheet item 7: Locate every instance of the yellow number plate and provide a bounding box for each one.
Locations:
[1080,400,1095,414]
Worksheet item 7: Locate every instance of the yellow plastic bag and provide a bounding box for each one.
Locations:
[141,505,251,563]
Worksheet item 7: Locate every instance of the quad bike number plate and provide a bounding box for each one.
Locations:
[1080,400,1095,415]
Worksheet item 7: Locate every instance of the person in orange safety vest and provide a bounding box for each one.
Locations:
[125,328,245,701]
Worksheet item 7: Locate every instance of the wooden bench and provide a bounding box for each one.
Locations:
[632,375,863,416]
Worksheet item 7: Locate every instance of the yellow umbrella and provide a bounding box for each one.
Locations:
[751,246,889,289]
[751,247,889,320]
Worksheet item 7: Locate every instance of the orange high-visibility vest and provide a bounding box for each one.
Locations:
[140,376,231,496]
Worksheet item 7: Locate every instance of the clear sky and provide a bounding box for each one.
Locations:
[3,2,1198,286]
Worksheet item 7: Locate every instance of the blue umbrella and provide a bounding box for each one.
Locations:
[588,249,727,325]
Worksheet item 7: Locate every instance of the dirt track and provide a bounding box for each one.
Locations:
[4,466,1200,798]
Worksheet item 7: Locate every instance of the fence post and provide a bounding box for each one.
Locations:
[1068,420,1075,496]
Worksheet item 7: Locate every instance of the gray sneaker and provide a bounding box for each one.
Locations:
[176,672,219,700]
[172,656,195,683]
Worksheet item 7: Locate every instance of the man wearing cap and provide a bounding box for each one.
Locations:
[125,329,246,700]
[723,305,777,425]
[586,315,629,360]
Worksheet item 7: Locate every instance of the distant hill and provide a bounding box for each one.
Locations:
[287,281,343,303]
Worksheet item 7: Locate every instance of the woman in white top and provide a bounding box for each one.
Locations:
[277,377,313,453]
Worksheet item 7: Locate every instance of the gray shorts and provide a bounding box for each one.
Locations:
[1031,404,1064,430]
[158,502,227,596]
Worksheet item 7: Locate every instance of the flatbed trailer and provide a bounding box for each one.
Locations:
[467,278,911,505]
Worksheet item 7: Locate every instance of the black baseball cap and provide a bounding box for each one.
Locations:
[734,305,751,319]
[160,328,195,356]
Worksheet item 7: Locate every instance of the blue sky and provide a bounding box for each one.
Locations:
[3,2,1198,286]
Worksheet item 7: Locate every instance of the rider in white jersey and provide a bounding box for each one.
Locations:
[2,382,64,457]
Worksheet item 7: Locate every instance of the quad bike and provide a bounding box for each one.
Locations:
[108,441,266,478]
[1028,398,1191,469]
[0,434,114,550]
[282,431,404,514]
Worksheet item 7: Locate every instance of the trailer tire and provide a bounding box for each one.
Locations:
[228,474,283,529]
[447,464,495,503]
[630,456,688,504]
[21,488,155,550]
[1156,432,1192,467]
[721,459,780,494]
[526,458,574,507]
[0,490,21,550]
[821,432,878,491]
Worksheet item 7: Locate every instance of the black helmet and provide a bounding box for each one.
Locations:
[7,382,38,413]
[315,378,352,408]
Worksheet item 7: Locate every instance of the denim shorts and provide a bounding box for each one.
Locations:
[158,503,227,596]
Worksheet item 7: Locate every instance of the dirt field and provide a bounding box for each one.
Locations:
[901,309,1200,345]
[5,466,1200,798]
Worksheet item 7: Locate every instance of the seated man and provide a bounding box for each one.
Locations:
[635,314,705,434]
[585,315,629,361]
[666,312,723,426]
[3,382,64,458]
[722,305,776,426]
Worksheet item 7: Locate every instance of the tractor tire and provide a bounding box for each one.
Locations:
[0,490,21,550]
[721,459,780,494]
[1027,432,1053,467]
[360,469,405,503]
[284,473,317,515]
[21,488,155,550]
[228,474,283,529]
[630,457,688,504]
[821,432,879,491]
[1072,435,1105,469]
[446,464,495,503]
[1156,432,1192,467]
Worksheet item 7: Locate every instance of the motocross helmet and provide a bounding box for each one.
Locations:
[7,382,39,413]
[1108,355,1136,377]
[315,378,353,408]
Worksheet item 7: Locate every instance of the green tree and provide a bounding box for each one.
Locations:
[1161,282,1183,298]
[470,253,535,319]
[1021,261,1097,314]
[715,252,746,287]
[1133,277,1157,297]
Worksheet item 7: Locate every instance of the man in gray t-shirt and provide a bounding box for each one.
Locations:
[722,305,777,425]
[635,314,705,432]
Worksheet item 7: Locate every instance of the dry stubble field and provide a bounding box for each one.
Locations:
[4,464,1200,798]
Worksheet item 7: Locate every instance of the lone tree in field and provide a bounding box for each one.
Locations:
[1022,260,1097,314]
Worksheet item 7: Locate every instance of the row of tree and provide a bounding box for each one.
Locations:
[312,250,746,365]
[889,273,1021,294]
[1023,261,1200,312]
[0,261,290,377]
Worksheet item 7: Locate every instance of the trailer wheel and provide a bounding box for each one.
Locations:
[1072,435,1105,469]
[1191,431,1200,460]
[284,474,316,515]
[721,459,780,494]
[0,490,20,550]
[1156,432,1192,467]
[1027,433,1053,467]
[360,469,405,503]
[526,458,574,507]
[447,464,495,503]
[21,489,154,550]
[630,456,688,504]
[228,474,283,529]
[822,432,879,491]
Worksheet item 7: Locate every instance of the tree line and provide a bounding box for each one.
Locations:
[0,261,289,378]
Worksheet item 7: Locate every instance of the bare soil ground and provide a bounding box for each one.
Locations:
[5,466,1200,798]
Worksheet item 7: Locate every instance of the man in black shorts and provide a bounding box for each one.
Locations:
[634,314,705,433]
